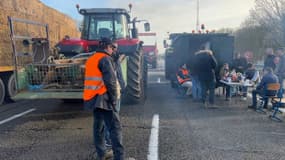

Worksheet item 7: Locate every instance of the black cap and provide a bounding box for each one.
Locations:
[99,37,113,49]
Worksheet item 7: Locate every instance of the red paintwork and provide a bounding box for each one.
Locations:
[58,38,89,52]
[116,38,140,46]
[142,45,157,53]
[142,45,158,64]
[138,32,156,36]
[86,38,140,46]
[57,38,140,53]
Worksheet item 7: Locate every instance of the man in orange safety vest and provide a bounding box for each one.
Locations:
[176,64,192,95]
[83,37,124,160]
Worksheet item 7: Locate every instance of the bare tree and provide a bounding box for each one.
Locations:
[250,0,285,45]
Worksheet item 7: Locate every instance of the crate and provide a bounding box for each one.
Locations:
[26,62,85,91]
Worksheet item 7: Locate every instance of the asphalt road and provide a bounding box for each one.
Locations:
[0,60,285,160]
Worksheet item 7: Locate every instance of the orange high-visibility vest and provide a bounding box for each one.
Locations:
[176,68,190,84]
[83,52,108,101]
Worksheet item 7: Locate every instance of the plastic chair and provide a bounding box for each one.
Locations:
[173,80,187,97]
[256,83,280,114]
[270,89,284,122]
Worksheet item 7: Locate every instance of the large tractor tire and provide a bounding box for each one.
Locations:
[143,55,148,95]
[0,78,5,105]
[123,49,146,104]
[4,73,16,102]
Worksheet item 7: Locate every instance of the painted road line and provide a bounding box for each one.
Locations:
[147,114,159,160]
[0,108,36,125]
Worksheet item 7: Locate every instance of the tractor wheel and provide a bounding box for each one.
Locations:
[4,73,16,103]
[124,49,146,104]
[0,78,5,105]
[143,56,148,95]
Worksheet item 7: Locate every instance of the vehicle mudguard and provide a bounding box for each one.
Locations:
[117,39,143,56]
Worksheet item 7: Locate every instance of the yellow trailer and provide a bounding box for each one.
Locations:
[0,66,15,105]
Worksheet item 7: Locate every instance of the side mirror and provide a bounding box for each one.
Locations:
[144,22,150,32]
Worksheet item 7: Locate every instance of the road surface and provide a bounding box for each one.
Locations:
[0,60,285,160]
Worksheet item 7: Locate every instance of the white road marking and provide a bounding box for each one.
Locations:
[0,108,36,125]
[147,114,159,160]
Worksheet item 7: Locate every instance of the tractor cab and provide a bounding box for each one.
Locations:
[79,8,131,41]
[76,5,150,53]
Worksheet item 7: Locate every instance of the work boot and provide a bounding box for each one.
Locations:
[96,150,113,160]
[104,150,114,160]
[247,105,256,109]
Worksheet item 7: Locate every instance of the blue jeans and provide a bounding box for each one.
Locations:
[93,108,124,160]
[252,89,268,107]
[192,75,202,100]
[201,80,216,104]
[105,99,121,146]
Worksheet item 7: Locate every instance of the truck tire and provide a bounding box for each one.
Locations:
[0,78,5,105]
[124,49,146,104]
[4,74,16,102]
[143,55,148,95]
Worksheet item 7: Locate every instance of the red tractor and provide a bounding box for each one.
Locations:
[138,32,158,68]
[54,5,150,103]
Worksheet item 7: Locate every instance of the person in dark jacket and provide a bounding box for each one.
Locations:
[194,50,217,107]
[263,48,276,70]
[232,52,248,73]
[241,63,260,98]
[111,42,125,112]
[189,55,202,101]
[105,42,126,148]
[248,67,278,109]
[83,37,124,160]
[276,47,285,89]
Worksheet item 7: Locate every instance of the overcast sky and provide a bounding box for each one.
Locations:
[40,0,256,51]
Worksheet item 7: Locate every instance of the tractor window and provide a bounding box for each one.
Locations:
[115,15,129,39]
[89,15,114,40]
[82,14,129,40]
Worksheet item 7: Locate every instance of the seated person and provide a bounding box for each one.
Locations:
[221,67,239,101]
[242,63,260,98]
[176,64,192,95]
[248,67,278,109]
[219,63,230,97]
[219,63,230,80]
